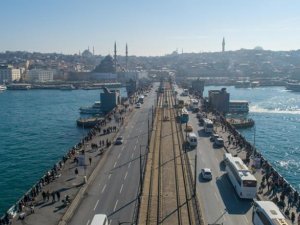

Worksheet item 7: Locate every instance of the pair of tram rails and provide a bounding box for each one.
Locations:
[143,91,197,225]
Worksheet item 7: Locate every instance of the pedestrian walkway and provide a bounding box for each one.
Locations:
[2,104,135,225]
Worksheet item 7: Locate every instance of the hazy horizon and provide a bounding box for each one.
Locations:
[1,0,300,56]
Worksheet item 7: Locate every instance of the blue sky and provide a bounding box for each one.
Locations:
[1,0,300,56]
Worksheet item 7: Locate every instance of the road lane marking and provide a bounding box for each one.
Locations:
[86,220,90,225]
[120,184,124,193]
[121,146,125,151]
[136,139,139,144]
[124,171,128,180]
[114,161,117,168]
[131,152,134,159]
[113,200,118,211]
[108,174,112,180]
[101,184,106,193]
[94,200,99,210]
[109,220,112,225]
[134,145,137,151]
[128,162,131,168]
[117,153,121,159]
[243,216,249,224]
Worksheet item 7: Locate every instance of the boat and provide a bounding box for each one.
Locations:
[227,118,255,129]
[79,101,102,114]
[60,84,75,90]
[0,85,7,91]
[76,117,103,128]
[6,83,31,90]
[228,100,249,114]
[234,81,251,88]
[286,83,300,92]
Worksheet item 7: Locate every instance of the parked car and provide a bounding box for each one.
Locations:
[201,168,212,180]
[115,136,123,145]
[214,137,224,147]
[135,103,141,108]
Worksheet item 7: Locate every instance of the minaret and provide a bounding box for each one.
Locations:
[114,42,117,72]
[125,43,128,71]
[222,37,225,52]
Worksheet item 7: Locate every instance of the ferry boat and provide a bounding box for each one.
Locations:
[79,101,102,114]
[234,81,251,88]
[6,83,31,90]
[60,84,75,90]
[0,85,7,91]
[227,118,255,129]
[229,100,249,113]
[286,83,300,92]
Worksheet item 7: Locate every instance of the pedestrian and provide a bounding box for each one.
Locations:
[42,191,46,202]
[46,190,50,201]
[89,157,92,165]
[75,168,78,176]
[298,213,300,225]
[51,191,56,202]
[291,212,295,223]
[56,191,60,201]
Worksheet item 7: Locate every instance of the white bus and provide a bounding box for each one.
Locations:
[253,201,288,225]
[223,153,257,199]
[203,118,213,133]
[187,132,197,147]
[190,99,199,111]
[91,214,109,225]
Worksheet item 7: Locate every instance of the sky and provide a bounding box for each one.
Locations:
[1,0,300,56]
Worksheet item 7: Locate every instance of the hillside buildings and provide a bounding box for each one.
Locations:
[27,69,54,82]
[0,65,21,84]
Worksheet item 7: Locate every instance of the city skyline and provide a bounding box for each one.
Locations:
[1,0,300,56]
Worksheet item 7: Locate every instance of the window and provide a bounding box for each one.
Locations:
[256,211,272,225]
[243,180,257,187]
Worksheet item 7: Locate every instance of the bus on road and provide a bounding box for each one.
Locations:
[253,201,288,225]
[180,107,189,123]
[224,153,257,199]
[203,118,213,133]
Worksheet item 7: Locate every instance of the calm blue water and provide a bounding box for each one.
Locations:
[0,88,127,215]
[205,86,300,191]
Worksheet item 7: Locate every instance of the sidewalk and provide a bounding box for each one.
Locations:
[5,105,135,225]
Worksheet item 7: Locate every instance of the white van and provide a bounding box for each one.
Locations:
[187,132,198,147]
[91,214,109,225]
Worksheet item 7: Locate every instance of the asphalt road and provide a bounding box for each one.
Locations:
[68,85,158,225]
[175,86,254,225]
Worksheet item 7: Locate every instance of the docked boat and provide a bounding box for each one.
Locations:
[6,83,31,90]
[286,83,300,92]
[234,81,251,88]
[227,118,255,129]
[60,84,75,90]
[0,85,7,91]
[79,101,102,114]
[76,117,103,128]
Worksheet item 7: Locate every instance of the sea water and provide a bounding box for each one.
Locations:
[204,86,300,191]
[0,88,127,215]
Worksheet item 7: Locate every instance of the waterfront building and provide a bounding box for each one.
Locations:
[208,88,230,113]
[0,65,21,83]
[191,78,205,97]
[27,69,54,82]
[100,87,121,113]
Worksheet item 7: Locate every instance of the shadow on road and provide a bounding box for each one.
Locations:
[216,174,252,215]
